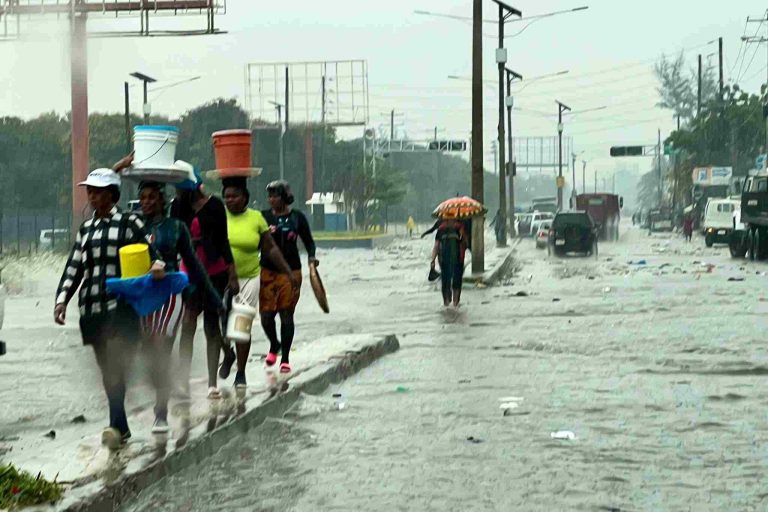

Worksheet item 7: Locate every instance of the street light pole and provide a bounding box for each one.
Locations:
[129,72,157,125]
[492,0,522,248]
[505,68,522,237]
[269,101,285,180]
[556,100,571,210]
[582,160,587,194]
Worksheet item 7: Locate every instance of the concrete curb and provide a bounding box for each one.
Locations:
[56,335,400,512]
[464,238,520,286]
[314,234,396,250]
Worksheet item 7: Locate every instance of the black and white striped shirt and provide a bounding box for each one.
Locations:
[55,206,157,317]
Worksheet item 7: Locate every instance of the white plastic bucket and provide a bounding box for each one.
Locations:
[133,126,179,170]
[226,300,257,344]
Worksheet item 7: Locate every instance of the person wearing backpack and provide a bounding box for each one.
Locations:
[430,218,468,308]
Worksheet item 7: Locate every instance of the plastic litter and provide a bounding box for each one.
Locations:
[550,430,576,440]
[728,277,745,282]
[332,393,346,410]
[0,340,5,356]
[514,291,529,297]
[552,298,561,302]
[603,287,612,293]
[44,430,56,439]
[499,402,520,410]
[70,415,86,424]
[466,436,484,444]
[395,386,409,393]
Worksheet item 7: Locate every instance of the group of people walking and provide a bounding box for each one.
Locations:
[54,154,316,449]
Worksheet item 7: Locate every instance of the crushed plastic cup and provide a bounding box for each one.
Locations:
[550,430,576,440]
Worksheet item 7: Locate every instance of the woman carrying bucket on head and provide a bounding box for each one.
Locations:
[171,168,238,399]
[54,160,166,450]
[260,180,317,374]
[137,179,222,430]
[221,177,297,387]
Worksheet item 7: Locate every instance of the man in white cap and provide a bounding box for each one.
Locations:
[54,160,166,450]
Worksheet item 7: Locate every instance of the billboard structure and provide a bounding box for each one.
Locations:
[245,60,368,200]
[511,135,573,174]
[0,0,225,226]
[245,60,368,127]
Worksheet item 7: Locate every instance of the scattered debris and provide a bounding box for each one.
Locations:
[70,415,86,424]
[550,430,576,441]
[552,298,561,302]
[0,341,5,356]
[514,291,529,297]
[466,436,484,444]
[728,277,745,282]
[43,430,56,439]
[458,379,472,384]
[395,386,409,393]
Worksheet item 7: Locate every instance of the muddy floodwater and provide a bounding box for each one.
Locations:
[30,226,768,511]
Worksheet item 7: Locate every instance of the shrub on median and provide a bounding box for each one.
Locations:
[0,463,63,509]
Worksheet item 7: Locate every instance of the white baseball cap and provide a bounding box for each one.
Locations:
[78,168,121,188]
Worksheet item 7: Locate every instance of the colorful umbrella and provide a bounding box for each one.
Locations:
[432,196,487,220]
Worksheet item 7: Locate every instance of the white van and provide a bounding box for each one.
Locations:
[703,198,739,247]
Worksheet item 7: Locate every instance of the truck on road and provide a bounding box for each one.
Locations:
[575,193,623,241]
[740,169,768,260]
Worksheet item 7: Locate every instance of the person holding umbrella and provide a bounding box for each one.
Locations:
[428,196,484,308]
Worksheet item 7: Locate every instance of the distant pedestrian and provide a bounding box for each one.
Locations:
[406,216,417,238]
[430,218,468,308]
[54,164,166,449]
[683,215,693,242]
[489,209,503,244]
[260,180,317,374]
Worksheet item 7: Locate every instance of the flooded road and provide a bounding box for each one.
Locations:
[116,226,768,510]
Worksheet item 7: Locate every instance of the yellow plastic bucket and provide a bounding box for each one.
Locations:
[119,244,151,278]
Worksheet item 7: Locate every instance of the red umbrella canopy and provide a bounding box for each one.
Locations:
[432,196,487,219]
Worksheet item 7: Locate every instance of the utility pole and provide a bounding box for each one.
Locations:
[471,0,484,274]
[270,101,285,180]
[556,100,571,210]
[718,37,724,99]
[744,10,768,151]
[658,128,663,208]
[571,152,578,207]
[582,160,587,194]
[391,109,395,140]
[284,66,289,181]
[492,0,522,248]
[505,68,522,237]
[697,54,702,117]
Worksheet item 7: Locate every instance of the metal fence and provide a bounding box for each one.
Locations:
[0,208,72,255]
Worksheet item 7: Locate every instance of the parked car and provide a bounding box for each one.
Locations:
[548,211,598,257]
[529,212,554,237]
[39,229,70,251]
[729,208,748,258]
[535,221,552,249]
[703,197,739,247]
[515,213,533,237]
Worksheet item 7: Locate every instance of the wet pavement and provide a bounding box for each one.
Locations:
[0,232,509,506]
[124,225,768,511]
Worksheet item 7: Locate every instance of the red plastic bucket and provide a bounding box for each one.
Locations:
[212,129,252,172]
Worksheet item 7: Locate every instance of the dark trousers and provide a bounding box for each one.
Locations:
[81,304,140,435]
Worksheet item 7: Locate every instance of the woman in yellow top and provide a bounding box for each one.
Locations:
[222,177,297,387]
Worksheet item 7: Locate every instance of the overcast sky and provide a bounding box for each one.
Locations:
[2,0,767,186]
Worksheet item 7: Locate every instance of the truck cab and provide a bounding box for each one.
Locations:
[575,193,623,241]
[703,198,739,247]
[739,172,768,259]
